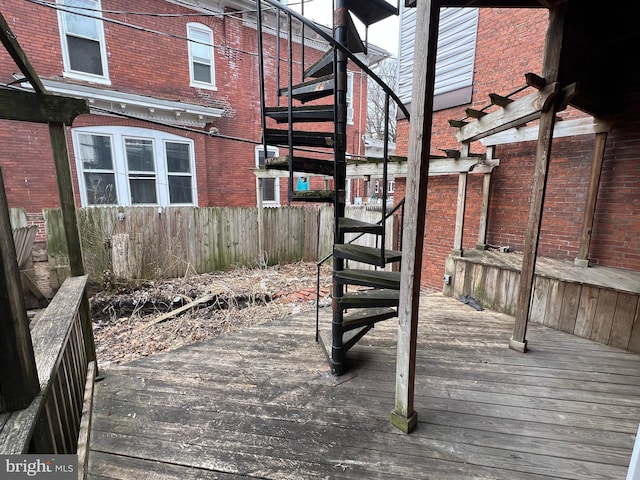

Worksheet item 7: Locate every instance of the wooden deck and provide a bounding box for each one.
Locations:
[446,251,640,354]
[88,294,640,479]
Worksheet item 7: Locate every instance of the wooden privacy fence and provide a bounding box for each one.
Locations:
[0,275,96,465]
[44,205,397,284]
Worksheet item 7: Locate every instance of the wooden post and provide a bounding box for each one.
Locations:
[49,121,97,366]
[257,177,265,258]
[391,0,440,434]
[49,122,84,276]
[476,173,492,249]
[510,4,567,353]
[0,168,40,413]
[574,132,607,267]
[452,172,468,256]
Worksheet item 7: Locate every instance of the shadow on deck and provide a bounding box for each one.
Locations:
[88,295,640,479]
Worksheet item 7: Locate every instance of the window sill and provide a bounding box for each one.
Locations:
[190,82,218,91]
[63,71,111,86]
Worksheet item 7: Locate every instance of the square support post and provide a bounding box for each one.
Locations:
[391,0,440,434]
[452,172,468,256]
[574,131,607,267]
[49,122,97,367]
[510,4,567,352]
[476,172,492,250]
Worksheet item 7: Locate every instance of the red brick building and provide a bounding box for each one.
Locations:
[0,0,377,237]
[395,7,637,292]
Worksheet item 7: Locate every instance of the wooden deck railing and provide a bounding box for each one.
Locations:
[0,275,95,463]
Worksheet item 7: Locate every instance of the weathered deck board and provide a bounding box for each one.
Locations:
[89,295,640,479]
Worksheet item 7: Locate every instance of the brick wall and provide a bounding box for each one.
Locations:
[396,7,640,292]
[488,137,592,259]
[0,0,367,214]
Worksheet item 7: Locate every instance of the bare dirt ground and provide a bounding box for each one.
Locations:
[90,262,332,368]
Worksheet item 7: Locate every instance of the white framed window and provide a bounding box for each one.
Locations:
[57,0,110,84]
[187,23,216,90]
[388,179,395,193]
[346,72,354,125]
[73,126,197,206]
[255,146,280,206]
[124,137,158,205]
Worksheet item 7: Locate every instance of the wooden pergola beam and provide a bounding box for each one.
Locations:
[0,12,46,94]
[480,116,611,146]
[489,93,514,107]
[0,90,88,125]
[455,82,559,143]
[465,108,487,119]
[253,158,500,179]
[525,72,547,90]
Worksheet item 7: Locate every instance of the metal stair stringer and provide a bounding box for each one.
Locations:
[255,0,407,376]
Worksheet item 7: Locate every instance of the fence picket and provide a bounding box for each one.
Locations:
[43,206,394,284]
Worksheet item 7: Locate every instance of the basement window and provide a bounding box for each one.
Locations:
[188,23,216,90]
[73,127,197,207]
[57,0,110,84]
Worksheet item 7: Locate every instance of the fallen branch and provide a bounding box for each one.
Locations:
[143,293,214,329]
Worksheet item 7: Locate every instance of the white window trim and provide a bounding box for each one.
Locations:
[255,146,280,207]
[122,136,159,206]
[187,23,217,91]
[346,71,354,125]
[73,126,197,207]
[57,0,110,85]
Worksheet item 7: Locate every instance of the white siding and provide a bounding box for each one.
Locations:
[397,7,479,105]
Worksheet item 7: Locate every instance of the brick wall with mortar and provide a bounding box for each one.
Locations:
[397,7,640,291]
[0,0,366,212]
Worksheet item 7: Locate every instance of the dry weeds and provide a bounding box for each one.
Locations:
[90,262,332,368]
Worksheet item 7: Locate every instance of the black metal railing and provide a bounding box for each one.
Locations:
[315,198,405,341]
[253,0,410,344]
[254,0,409,234]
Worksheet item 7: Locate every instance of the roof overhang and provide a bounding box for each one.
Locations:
[20,79,225,127]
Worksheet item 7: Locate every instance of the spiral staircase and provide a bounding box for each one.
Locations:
[255,0,409,375]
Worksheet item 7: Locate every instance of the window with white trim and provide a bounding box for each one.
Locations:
[73,127,197,206]
[187,23,216,89]
[256,146,280,206]
[346,72,354,125]
[57,0,110,84]
[388,179,395,193]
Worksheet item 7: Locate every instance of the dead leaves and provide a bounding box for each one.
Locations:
[91,262,332,368]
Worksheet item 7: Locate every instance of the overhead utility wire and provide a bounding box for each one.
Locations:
[25,0,313,18]
[26,0,321,61]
